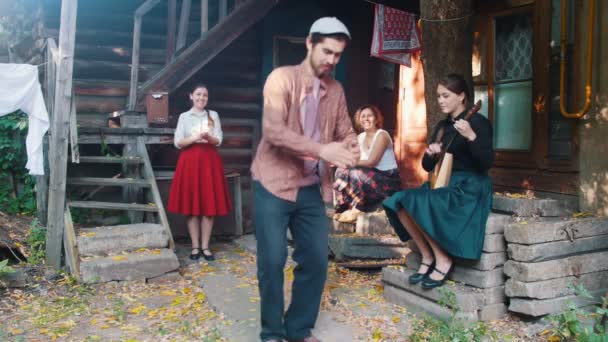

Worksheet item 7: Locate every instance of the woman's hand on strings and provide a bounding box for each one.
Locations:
[425,142,442,156]
[454,119,477,141]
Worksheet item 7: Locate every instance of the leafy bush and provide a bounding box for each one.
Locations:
[548,284,608,341]
[0,259,16,276]
[0,111,37,215]
[26,220,46,265]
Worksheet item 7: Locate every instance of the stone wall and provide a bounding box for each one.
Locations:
[578,0,608,215]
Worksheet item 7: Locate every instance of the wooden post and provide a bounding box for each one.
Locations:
[166,0,176,62]
[219,0,228,21]
[201,0,209,35]
[176,0,191,51]
[128,16,142,111]
[46,0,78,269]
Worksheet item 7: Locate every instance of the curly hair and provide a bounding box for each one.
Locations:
[353,105,383,132]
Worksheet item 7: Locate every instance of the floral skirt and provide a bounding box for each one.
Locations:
[333,166,401,213]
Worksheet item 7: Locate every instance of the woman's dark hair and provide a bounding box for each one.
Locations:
[190,83,208,94]
[438,73,470,105]
[353,105,383,132]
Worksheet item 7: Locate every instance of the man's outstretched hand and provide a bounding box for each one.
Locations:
[319,141,358,168]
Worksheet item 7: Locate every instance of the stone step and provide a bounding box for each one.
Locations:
[508,288,607,317]
[506,270,608,300]
[328,235,409,261]
[492,194,575,217]
[383,283,507,322]
[486,213,514,235]
[504,250,608,282]
[407,253,506,288]
[382,267,505,313]
[504,217,608,244]
[330,220,356,234]
[407,242,506,271]
[80,248,179,283]
[77,223,169,256]
[508,234,608,262]
[355,211,393,235]
[483,234,507,253]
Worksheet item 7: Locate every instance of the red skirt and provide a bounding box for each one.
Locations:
[168,144,232,216]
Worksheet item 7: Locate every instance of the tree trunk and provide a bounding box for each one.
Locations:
[420,0,474,131]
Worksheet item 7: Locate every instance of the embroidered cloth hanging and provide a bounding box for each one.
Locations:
[0,64,50,175]
[371,4,422,66]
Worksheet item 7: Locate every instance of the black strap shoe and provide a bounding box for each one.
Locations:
[421,263,454,290]
[408,261,435,285]
[189,248,201,260]
[201,248,215,261]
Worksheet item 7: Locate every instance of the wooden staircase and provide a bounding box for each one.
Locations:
[63,138,178,283]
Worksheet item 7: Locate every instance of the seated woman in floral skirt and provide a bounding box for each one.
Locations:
[333,105,401,223]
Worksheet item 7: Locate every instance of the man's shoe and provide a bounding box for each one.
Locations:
[288,336,321,342]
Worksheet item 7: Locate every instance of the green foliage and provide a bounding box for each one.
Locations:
[0,259,16,276]
[0,112,37,215]
[408,287,498,342]
[25,220,46,265]
[548,284,608,341]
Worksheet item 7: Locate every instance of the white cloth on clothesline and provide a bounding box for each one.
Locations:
[0,63,50,175]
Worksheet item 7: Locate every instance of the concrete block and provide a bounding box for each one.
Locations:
[508,288,607,317]
[356,211,393,235]
[479,303,508,321]
[483,234,506,253]
[147,271,183,284]
[408,242,506,271]
[485,213,513,234]
[77,223,169,256]
[504,250,608,282]
[492,195,566,217]
[328,235,409,261]
[383,284,478,321]
[506,270,608,299]
[80,248,179,283]
[330,221,356,234]
[407,253,506,288]
[504,217,608,244]
[382,267,505,312]
[508,234,608,262]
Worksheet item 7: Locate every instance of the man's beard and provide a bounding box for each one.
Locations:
[310,58,332,78]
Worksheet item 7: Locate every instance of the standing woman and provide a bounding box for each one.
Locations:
[333,105,401,223]
[168,84,232,261]
[383,74,494,289]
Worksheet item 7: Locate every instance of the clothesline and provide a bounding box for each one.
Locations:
[361,0,473,22]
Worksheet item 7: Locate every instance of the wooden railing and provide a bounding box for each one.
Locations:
[127,0,234,110]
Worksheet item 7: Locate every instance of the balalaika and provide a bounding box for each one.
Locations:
[430,100,482,189]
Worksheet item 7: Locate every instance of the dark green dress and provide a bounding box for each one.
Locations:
[383,111,494,260]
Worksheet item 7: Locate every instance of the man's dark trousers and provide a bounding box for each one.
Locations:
[253,181,330,342]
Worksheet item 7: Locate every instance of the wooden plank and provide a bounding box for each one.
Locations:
[137,138,175,249]
[73,45,166,65]
[176,0,192,51]
[67,177,151,187]
[78,135,174,144]
[127,15,142,110]
[201,0,209,35]
[46,0,78,269]
[63,207,80,281]
[134,0,163,17]
[166,0,177,62]
[231,174,243,236]
[69,201,159,212]
[218,0,228,20]
[73,60,163,82]
[138,0,278,100]
[77,156,143,164]
[69,96,79,163]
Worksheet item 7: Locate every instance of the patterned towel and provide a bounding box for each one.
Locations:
[371,4,421,67]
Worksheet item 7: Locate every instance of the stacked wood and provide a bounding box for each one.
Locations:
[382,213,511,321]
[504,217,608,317]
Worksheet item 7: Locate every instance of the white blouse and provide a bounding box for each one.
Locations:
[174,109,223,148]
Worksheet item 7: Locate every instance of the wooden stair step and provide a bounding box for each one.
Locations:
[77,223,168,257]
[46,28,168,48]
[73,46,166,66]
[77,156,143,164]
[73,60,163,82]
[69,201,159,212]
[67,177,151,187]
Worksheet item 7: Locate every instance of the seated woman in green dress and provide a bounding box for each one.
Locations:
[383,73,494,289]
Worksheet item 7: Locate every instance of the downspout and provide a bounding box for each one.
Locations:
[560,0,595,119]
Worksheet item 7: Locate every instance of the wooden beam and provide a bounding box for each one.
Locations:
[176,0,192,51]
[166,0,177,63]
[201,0,209,35]
[69,96,79,163]
[219,0,228,21]
[63,207,80,281]
[46,0,78,269]
[139,0,279,99]
[127,15,142,110]
[69,201,159,211]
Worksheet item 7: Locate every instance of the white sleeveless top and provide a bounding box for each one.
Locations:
[357,129,398,171]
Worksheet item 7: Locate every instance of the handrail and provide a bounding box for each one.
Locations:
[560,0,595,119]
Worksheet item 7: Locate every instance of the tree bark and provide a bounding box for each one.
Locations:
[420,0,474,131]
